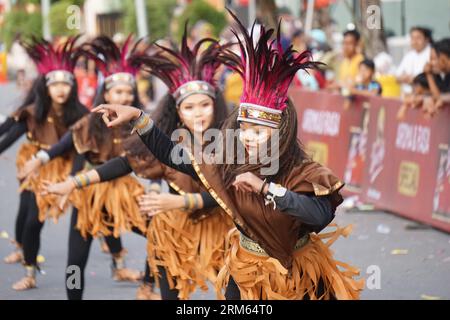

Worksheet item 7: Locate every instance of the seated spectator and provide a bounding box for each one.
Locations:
[396,26,433,95]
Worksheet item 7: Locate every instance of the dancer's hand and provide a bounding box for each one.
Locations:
[91,104,142,128]
[232,172,267,194]
[138,193,185,217]
[17,158,41,180]
[40,179,75,196]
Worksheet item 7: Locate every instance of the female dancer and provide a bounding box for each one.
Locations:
[21,36,149,299]
[1,80,39,265]
[93,12,364,300]
[42,31,233,300]
[0,37,89,290]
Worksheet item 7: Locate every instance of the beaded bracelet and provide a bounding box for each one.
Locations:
[131,112,154,135]
[183,194,191,210]
[72,173,91,189]
[192,193,198,210]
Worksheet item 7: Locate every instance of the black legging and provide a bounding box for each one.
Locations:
[66,207,123,300]
[14,190,32,245]
[22,192,44,265]
[66,208,153,300]
[157,266,179,300]
[225,276,241,300]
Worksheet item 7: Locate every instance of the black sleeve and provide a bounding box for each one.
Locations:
[96,156,133,182]
[0,121,27,154]
[274,192,334,230]
[138,125,198,179]
[0,117,15,137]
[70,153,86,175]
[47,131,74,160]
[200,191,219,209]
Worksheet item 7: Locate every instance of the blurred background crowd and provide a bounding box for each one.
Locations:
[0,0,449,116]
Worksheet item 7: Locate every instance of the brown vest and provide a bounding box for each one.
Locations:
[192,159,344,269]
[71,114,126,165]
[13,104,69,150]
[122,134,216,222]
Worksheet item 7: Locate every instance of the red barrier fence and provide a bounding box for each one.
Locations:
[290,89,450,233]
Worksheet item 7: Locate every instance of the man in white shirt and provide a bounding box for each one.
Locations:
[396,27,433,94]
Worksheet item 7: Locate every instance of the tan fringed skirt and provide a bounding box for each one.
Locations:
[147,208,233,300]
[70,175,147,238]
[216,225,365,300]
[16,143,72,222]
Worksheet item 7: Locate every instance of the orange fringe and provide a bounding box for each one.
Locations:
[70,175,147,238]
[16,143,72,222]
[147,208,233,300]
[216,225,365,300]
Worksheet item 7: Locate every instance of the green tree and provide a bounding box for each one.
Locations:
[1,10,43,50]
[49,0,80,37]
[176,0,226,41]
[123,0,177,41]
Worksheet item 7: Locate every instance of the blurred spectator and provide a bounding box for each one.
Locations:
[223,69,243,108]
[292,29,308,53]
[74,56,98,109]
[422,38,450,115]
[342,59,381,109]
[398,72,433,119]
[338,30,363,84]
[432,38,450,93]
[353,59,382,96]
[412,73,432,95]
[396,26,433,94]
[327,29,364,91]
[373,51,401,98]
[7,34,36,90]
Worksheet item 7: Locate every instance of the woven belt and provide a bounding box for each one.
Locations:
[239,233,310,257]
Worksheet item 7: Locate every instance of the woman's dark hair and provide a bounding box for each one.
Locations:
[152,88,229,137]
[89,82,143,145]
[17,77,39,110]
[410,26,433,44]
[220,99,310,187]
[33,75,88,127]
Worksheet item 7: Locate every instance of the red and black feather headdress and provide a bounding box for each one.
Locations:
[219,9,322,128]
[22,35,86,85]
[87,35,149,89]
[131,23,222,105]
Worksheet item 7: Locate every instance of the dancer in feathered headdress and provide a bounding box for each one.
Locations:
[43,26,233,300]
[19,35,153,299]
[0,36,88,291]
[127,29,234,300]
[90,9,365,300]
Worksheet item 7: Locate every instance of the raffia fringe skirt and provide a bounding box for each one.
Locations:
[16,143,72,222]
[70,175,147,238]
[147,208,233,300]
[216,224,365,300]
